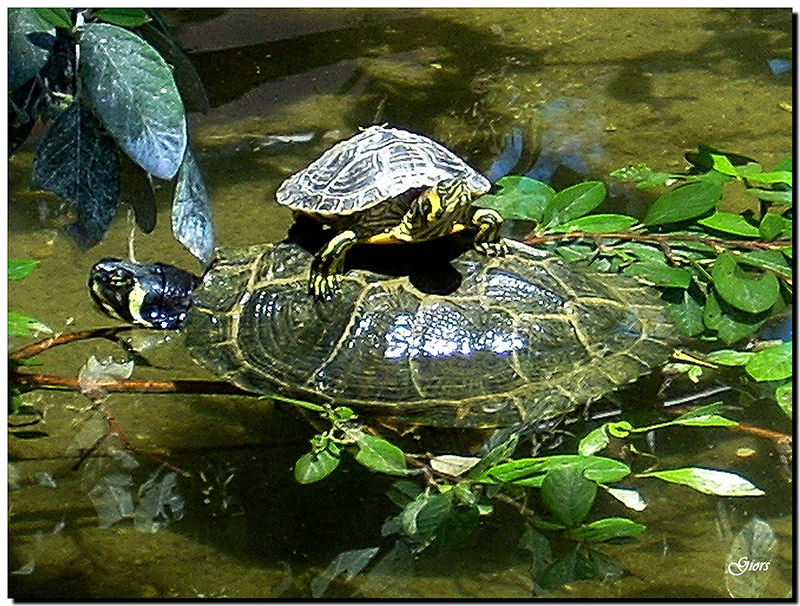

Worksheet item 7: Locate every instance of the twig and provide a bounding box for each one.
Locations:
[523,231,790,251]
[10,326,135,360]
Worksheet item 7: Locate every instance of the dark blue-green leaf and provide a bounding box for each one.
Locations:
[643,180,722,226]
[93,8,151,28]
[80,23,186,179]
[623,261,691,288]
[9,8,55,91]
[172,149,215,265]
[712,253,780,314]
[9,259,40,281]
[541,465,597,528]
[542,181,606,228]
[758,213,792,241]
[703,289,766,345]
[663,288,706,337]
[31,101,120,249]
[475,176,555,222]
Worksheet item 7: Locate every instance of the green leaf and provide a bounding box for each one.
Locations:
[8,312,53,337]
[519,525,552,577]
[775,382,792,419]
[474,176,555,222]
[172,149,214,264]
[609,163,685,189]
[638,467,764,497]
[34,8,72,29]
[80,23,186,179]
[433,505,480,549]
[8,259,40,281]
[712,253,780,314]
[478,455,630,486]
[643,180,722,226]
[536,546,624,589]
[310,546,380,598]
[773,155,792,172]
[269,394,325,412]
[355,434,408,476]
[703,289,766,345]
[705,349,753,366]
[623,261,691,288]
[603,486,647,511]
[759,213,792,241]
[709,153,740,177]
[400,491,451,540]
[93,8,151,28]
[541,465,597,528]
[542,181,607,228]
[697,211,761,237]
[578,426,610,456]
[662,288,706,337]
[746,187,793,205]
[570,517,646,542]
[737,249,792,278]
[671,402,738,428]
[294,441,341,484]
[744,341,792,381]
[745,171,792,187]
[549,213,638,234]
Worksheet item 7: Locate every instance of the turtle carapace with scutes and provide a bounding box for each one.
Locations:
[276,125,504,300]
[89,240,677,429]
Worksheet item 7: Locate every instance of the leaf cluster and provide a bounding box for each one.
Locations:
[9,8,213,262]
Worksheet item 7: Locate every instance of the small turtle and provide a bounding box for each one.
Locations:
[276,125,504,299]
[89,240,677,429]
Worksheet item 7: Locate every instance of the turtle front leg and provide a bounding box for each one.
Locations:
[310,229,359,300]
[471,208,507,256]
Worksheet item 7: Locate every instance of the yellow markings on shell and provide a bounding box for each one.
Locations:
[424,187,442,223]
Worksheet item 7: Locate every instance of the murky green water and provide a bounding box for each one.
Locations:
[8,8,792,598]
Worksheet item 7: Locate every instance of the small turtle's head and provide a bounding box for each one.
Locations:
[411,178,473,229]
[89,258,199,330]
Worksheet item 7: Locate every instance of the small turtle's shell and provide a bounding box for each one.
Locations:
[276,126,491,216]
[186,240,677,428]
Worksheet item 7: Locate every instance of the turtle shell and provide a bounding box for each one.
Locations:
[275,125,491,216]
[185,240,677,428]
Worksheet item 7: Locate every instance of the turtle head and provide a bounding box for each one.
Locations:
[411,178,473,229]
[89,258,200,330]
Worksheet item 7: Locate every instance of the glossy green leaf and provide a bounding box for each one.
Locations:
[541,465,597,528]
[712,253,780,314]
[542,181,607,228]
[475,176,555,222]
[400,491,451,540]
[710,153,739,177]
[93,8,151,28]
[478,455,630,486]
[745,171,792,187]
[603,486,647,511]
[623,261,691,288]
[639,467,764,497]
[744,341,792,382]
[80,23,186,179]
[643,180,722,226]
[697,211,761,237]
[355,434,408,476]
[775,382,792,419]
[173,149,214,264]
[703,289,766,345]
[663,288,706,337]
[8,259,40,281]
[578,426,609,456]
[294,442,341,484]
[737,249,792,278]
[758,213,792,241]
[705,349,753,366]
[671,402,738,428]
[609,163,685,189]
[746,187,793,205]
[570,517,646,542]
[550,213,639,234]
[8,312,53,337]
[34,8,72,29]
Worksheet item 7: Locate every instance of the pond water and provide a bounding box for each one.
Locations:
[8,8,793,599]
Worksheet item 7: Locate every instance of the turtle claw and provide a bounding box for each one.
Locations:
[474,240,507,257]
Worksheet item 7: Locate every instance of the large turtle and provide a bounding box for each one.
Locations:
[89,239,676,428]
[276,125,505,300]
